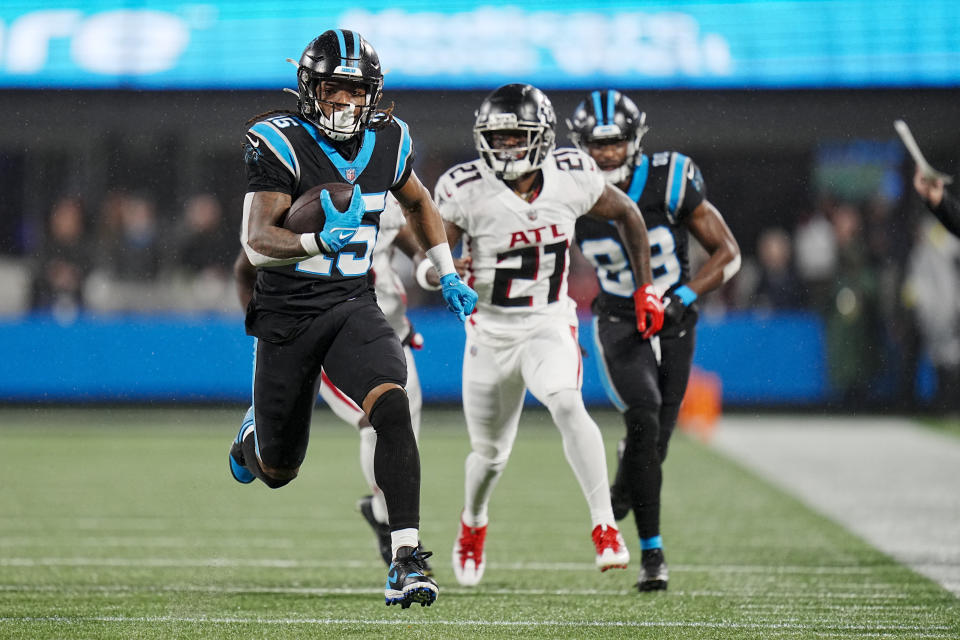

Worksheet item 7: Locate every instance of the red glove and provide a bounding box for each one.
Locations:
[633,283,665,339]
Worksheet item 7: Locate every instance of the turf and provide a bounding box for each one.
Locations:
[0,407,957,639]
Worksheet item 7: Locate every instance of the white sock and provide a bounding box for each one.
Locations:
[544,389,616,527]
[390,528,419,560]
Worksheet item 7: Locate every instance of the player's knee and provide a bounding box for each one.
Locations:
[624,406,660,450]
[367,386,411,436]
[260,465,299,489]
[543,389,587,423]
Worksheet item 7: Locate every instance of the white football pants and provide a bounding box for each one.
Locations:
[460,318,615,529]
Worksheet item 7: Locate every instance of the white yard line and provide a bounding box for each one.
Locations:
[711,416,960,597]
[0,615,952,636]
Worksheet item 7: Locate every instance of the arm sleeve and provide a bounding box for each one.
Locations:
[929,191,960,238]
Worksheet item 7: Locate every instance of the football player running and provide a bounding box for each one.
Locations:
[568,90,740,591]
[232,195,432,575]
[228,29,477,608]
[429,83,664,586]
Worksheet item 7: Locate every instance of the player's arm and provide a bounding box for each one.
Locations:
[241,191,310,267]
[587,184,663,338]
[393,172,477,320]
[233,249,256,309]
[684,200,741,297]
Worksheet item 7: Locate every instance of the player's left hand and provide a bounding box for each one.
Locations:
[440,273,478,322]
[633,283,665,339]
[662,284,698,328]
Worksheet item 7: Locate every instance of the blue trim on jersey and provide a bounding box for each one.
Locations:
[606,89,616,124]
[304,123,377,184]
[667,153,689,213]
[591,90,604,124]
[336,29,348,64]
[250,122,298,177]
[592,316,628,412]
[393,117,413,186]
[641,535,663,551]
[626,155,649,202]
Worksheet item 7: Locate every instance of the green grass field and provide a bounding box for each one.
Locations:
[1,407,957,639]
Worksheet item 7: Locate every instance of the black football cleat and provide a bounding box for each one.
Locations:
[610,438,630,520]
[385,546,438,608]
[637,548,669,592]
[358,495,393,566]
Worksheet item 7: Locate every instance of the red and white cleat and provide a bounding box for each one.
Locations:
[452,515,487,586]
[592,524,629,571]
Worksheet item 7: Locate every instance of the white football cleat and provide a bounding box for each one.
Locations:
[452,514,487,586]
[592,524,629,571]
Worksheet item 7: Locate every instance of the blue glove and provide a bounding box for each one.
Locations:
[440,273,478,322]
[316,184,364,253]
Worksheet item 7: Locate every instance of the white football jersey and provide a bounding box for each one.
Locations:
[373,194,411,341]
[435,147,606,340]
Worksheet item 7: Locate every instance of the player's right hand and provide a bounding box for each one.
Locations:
[317,184,364,253]
[440,273,478,323]
[633,283,664,339]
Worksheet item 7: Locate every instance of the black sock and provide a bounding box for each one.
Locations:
[623,406,662,539]
[368,388,420,531]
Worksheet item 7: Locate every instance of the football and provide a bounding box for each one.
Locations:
[282,182,356,233]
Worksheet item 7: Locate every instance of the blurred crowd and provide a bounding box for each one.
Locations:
[5,176,959,413]
[14,191,238,320]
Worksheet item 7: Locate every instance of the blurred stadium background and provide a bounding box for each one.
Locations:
[2,0,959,412]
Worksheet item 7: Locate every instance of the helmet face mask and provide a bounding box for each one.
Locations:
[567,90,648,185]
[474,84,556,181]
[294,30,383,141]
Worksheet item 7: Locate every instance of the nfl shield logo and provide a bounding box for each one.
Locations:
[346,168,356,182]
[526,209,538,221]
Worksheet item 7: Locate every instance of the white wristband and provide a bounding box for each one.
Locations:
[425,244,456,278]
[415,259,441,291]
[300,232,322,256]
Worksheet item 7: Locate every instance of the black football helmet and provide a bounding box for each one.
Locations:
[567,90,649,185]
[474,83,556,180]
[289,29,383,141]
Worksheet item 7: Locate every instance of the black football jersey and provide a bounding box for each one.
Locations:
[243,112,415,316]
[575,151,706,319]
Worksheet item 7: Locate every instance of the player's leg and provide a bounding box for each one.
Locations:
[323,295,435,607]
[525,320,629,571]
[623,326,697,591]
[404,344,423,441]
[317,368,393,566]
[656,328,697,464]
[454,331,526,586]
[229,331,323,489]
[593,314,668,590]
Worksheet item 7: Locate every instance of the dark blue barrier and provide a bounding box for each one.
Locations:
[0,310,828,405]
